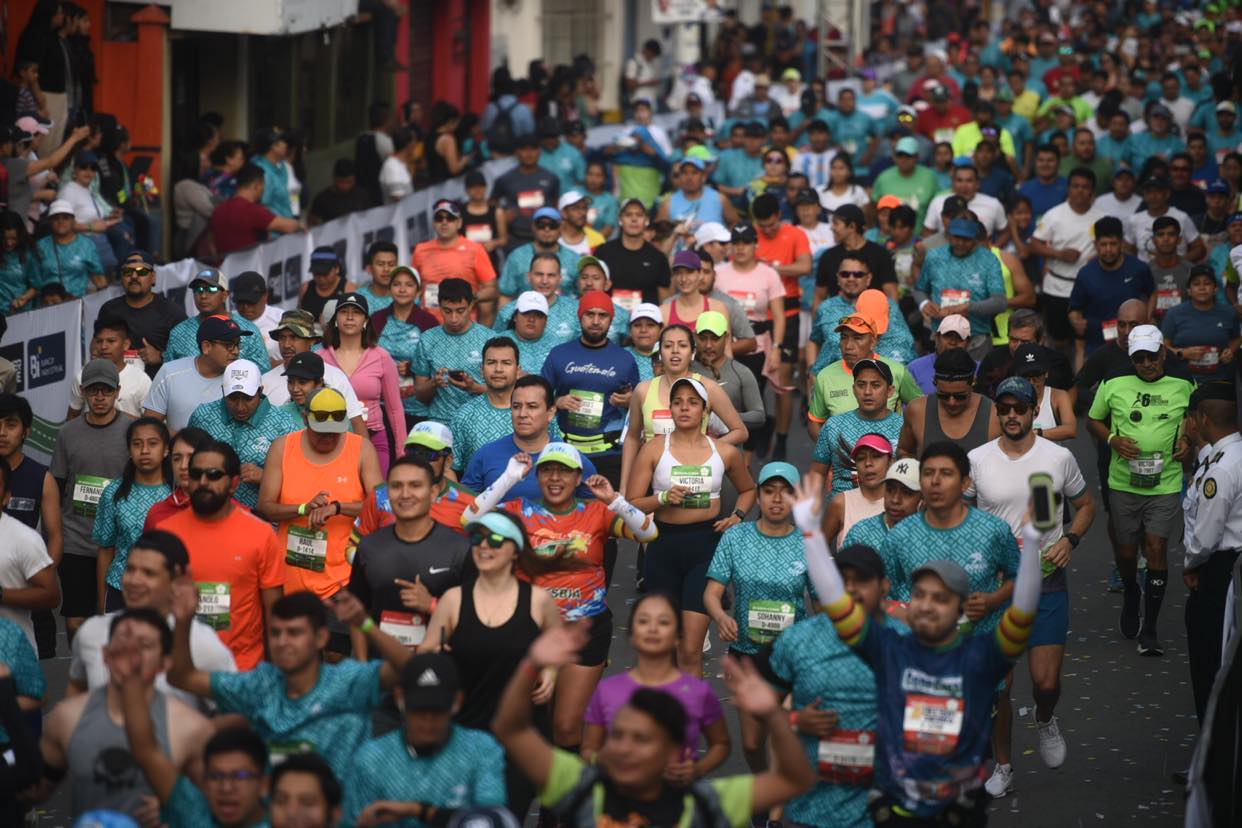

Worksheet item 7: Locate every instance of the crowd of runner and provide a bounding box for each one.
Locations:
[2,2,1242,827]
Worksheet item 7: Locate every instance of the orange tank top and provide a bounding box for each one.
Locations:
[277,430,366,598]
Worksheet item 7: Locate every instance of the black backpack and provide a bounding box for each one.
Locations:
[487,98,520,155]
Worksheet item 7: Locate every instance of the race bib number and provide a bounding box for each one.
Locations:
[670,464,712,509]
[939,288,971,308]
[1155,288,1180,311]
[269,740,315,766]
[1190,347,1221,372]
[517,190,545,212]
[747,600,796,644]
[379,610,427,647]
[1128,452,1165,489]
[286,525,329,571]
[817,730,875,785]
[651,409,674,437]
[195,582,232,630]
[72,475,111,517]
[1102,319,1118,342]
[613,290,642,313]
[933,128,957,143]
[423,281,440,309]
[902,694,964,756]
[728,290,759,314]
[123,349,145,370]
[568,389,605,430]
[464,224,493,243]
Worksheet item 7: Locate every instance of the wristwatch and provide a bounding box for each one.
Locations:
[1064,532,1081,548]
[732,508,746,520]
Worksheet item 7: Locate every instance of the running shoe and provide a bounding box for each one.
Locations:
[1120,586,1141,639]
[1036,716,1067,768]
[1107,566,1123,593]
[1137,628,1163,657]
[984,763,1014,797]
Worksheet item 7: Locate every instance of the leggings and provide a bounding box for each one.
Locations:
[369,429,391,477]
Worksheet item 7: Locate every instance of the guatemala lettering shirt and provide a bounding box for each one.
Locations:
[541,339,639,455]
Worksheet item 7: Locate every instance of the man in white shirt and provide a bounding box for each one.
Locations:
[231,271,283,366]
[1028,168,1108,352]
[68,317,152,419]
[67,529,236,710]
[625,39,664,106]
[1093,168,1142,218]
[1125,175,1205,263]
[143,315,245,432]
[0,459,60,649]
[1158,72,1195,130]
[259,310,366,426]
[922,161,1008,238]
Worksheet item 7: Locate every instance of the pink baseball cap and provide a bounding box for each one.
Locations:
[15,116,49,136]
[938,314,971,340]
[851,433,894,458]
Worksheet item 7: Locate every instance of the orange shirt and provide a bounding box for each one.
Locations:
[275,431,368,599]
[755,223,811,316]
[160,506,286,670]
[411,238,497,321]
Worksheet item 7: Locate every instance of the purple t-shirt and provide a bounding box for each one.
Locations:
[584,671,724,750]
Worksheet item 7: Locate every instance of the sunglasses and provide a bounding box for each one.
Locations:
[309,409,347,423]
[433,213,457,223]
[764,155,785,163]
[407,445,450,461]
[936,390,971,401]
[838,269,869,279]
[996,402,1030,416]
[469,529,508,549]
[187,467,229,482]
[122,266,152,276]
[1131,351,1160,364]
[192,284,224,294]
[534,220,561,230]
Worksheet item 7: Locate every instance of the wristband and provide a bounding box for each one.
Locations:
[429,597,439,614]
[657,490,669,506]
[333,501,342,516]
[358,617,376,633]
[918,299,930,311]
[789,710,799,730]
[298,502,309,516]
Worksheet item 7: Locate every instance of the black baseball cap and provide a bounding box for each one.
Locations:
[1011,343,1050,377]
[853,358,894,385]
[309,246,340,274]
[731,223,758,243]
[836,545,886,580]
[283,351,325,380]
[232,271,267,304]
[335,292,371,317]
[793,188,821,207]
[402,652,460,711]
[197,315,253,344]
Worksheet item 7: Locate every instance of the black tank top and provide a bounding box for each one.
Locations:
[299,277,346,322]
[923,395,993,455]
[462,204,499,246]
[450,577,541,730]
[5,455,47,530]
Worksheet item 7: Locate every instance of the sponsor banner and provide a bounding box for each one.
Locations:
[0,300,84,462]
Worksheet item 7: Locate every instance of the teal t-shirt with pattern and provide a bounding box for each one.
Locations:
[770,613,888,828]
[498,244,581,297]
[625,346,657,383]
[808,295,916,372]
[588,191,620,233]
[880,508,1020,633]
[515,332,562,375]
[842,512,893,555]
[0,617,45,743]
[92,479,173,590]
[164,312,271,367]
[450,396,565,473]
[162,776,270,828]
[494,296,582,343]
[187,398,300,508]
[813,410,905,497]
[412,323,494,424]
[342,727,507,826]
[356,283,394,314]
[210,660,382,783]
[915,246,1006,338]
[706,522,810,655]
[35,234,101,297]
[378,314,431,419]
[0,252,41,313]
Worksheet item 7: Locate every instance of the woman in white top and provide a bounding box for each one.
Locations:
[625,377,755,677]
[379,127,417,203]
[1016,359,1076,442]
[822,432,893,548]
[817,154,871,215]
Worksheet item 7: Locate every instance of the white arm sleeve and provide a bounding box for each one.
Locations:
[1013,523,1043,616]
[793,499,846,606]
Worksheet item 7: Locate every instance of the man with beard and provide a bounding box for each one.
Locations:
[158,440,285,670]
[257,310,366,432]
[968,377,1095,798]
[98,252,186,377]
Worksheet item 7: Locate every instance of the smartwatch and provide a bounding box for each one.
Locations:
[1064,532,1081,548]
[732,508,746,520]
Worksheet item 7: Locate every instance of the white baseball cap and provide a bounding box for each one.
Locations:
[222,359,263,396]
[515,291,550,315]
[1127,324,1164,356]
[557,190,591,211]
[694,221,731,246]
[48,199,75,218]
[884,457,921,491]
[938,314,972,340]
[630,302,663,325]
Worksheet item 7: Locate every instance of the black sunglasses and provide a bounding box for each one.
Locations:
[407,445,451,461]
[468,529,508,549]
[838,269,869,279]
[1131,351,1160,364]
[187,467,229,482]
[534,220,561,230]
[995,402,1030,415]
[309,409,347,423]
[936,390,971,401]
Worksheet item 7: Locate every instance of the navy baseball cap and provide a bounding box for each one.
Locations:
[197,315,253,344]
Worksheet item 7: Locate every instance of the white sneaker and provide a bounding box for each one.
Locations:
[1036,716,1067,768]
[984,763,1014,798]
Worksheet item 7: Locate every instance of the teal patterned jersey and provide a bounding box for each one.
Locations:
[93,479,173,590]
[706,522,810,655]
[770,613,894,828]
[412,323,494,423]
[498,244,581,297]
[0,617,45,743]
[210,660,382,782]
[625,346,657,383]
[450,396,562,472]
[377,314,431,419]
[812,410,904,497]
[187,398,300,508]
[809,294,917,372]
[880,508,1020,632]
[342,727,507,826]
[842,512,893,555]
[515,332,562,375]
[606,304,631,346]
[164,312,271,367]
[356,283,394,314]
[494,296,582,343]
[162,776,271,828]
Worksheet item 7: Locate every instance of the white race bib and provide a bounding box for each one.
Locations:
[72,475,111,517]
[746,600,795,644]
[379,610,427,647]
[195,582,232,631]
[423,281,440,309]
[902,694,964,756]
[286,525,329,571]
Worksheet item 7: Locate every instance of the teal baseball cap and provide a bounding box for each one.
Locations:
[757,461,801,488]
[466,512,527,551]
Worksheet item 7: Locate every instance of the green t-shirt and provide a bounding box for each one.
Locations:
[1088,373,1193,495]
[808,357,923,423]
[540,748,754,827]
[871,165,940,229]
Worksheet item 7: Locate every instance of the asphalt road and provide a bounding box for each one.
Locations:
[24,419,1195,827]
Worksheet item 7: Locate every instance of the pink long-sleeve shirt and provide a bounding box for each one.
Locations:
[320,346,407,441]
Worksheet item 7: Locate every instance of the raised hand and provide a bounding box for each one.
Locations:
[585,474,616,502]
[170,577,200,623]
[528,621,591,669]
[722,655,781,718]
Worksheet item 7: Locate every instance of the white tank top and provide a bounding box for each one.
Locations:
[1033,386,1056,432]
[653,435,725,505]
[838,488,885,547]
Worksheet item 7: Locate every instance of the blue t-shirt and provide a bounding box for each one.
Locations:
[164,312,271,367]
[588,191,620,232]
[826,110,875,157]
[35,234,101,297]
[1160,300,1240,381]
[852,618,1015,818]
[705,522,810,655]
[0,252,41,313]
[712,148,764,190]
[1067,255,1155,354]
[540,143,587,194]
[808,294,917,372]
[1096,134,1130,167]
[813,410,905,497]
[540,340,639,455]
[1125,132,1185,172]
[906,353,937,395]
[377,314,431,419]
[462,434,597,503]
[494,296,582,343]
[186,398,300,508]
[356,283,394,314]
[1016,176,1068,219]
[210,660,383,782]
[342,727,507,826]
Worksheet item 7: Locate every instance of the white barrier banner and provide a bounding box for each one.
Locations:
[81,286,123,345]
[0,300,84,462]
[310,215,356,284]
[352,203,406,268]
[258,232,313,310]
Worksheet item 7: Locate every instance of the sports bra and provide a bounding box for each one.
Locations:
[653,434,725,506]
[640,373,709,440]
[1033,386,1057,432]
[668,294,708,328]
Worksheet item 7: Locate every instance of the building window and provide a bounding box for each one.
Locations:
[542,0,602,69]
